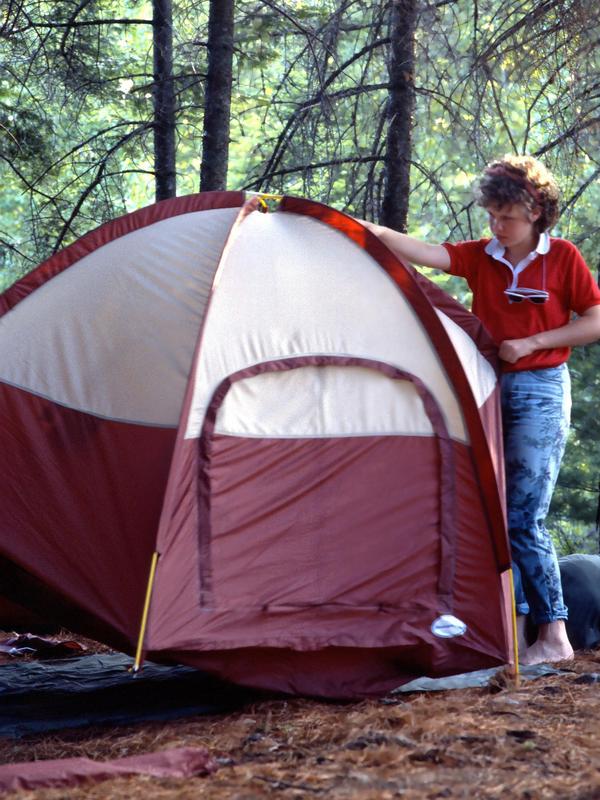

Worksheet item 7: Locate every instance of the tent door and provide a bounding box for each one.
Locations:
[197,357,457,615]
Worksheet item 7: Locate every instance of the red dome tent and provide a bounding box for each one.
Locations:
[0,192,514,697]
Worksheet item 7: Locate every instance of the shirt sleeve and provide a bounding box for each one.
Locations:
[565,241,600,315]
[441,240,487,282]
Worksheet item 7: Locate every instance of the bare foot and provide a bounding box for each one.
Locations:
[519,619,574,665]
[520,639,574,665]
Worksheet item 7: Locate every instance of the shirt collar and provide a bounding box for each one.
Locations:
[484,231,550,258]
[484,232,550,280]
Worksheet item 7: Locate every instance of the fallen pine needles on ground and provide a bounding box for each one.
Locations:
[1,650,600,799]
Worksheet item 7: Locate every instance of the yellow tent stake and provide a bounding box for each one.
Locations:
[132,551,160,673]
[508,567,521,687]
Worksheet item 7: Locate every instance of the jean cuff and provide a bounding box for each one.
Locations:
[530,613,568,625]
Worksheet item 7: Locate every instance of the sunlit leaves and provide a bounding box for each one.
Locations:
[1,0,600,541]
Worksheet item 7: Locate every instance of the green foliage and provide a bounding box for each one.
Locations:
[1,0,600,538]
[549,340,600,548]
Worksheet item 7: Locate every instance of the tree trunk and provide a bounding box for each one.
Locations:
[380,0,417,231]
[200,0,234,191]
[153,0,176,200]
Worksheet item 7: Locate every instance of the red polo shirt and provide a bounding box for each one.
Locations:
[442,237,600,372]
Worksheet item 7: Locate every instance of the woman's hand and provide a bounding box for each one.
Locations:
[498,337,537,363]
[355,218,381,235]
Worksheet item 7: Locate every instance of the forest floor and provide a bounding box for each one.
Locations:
[1,641,600,800]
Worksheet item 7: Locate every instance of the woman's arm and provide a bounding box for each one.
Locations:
[499,305,600,363]
[360,221,451,272]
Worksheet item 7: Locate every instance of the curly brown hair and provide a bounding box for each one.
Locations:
[474,155,560,233]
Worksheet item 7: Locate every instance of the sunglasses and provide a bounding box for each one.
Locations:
[504,254,548,304]
[504,288,549,304]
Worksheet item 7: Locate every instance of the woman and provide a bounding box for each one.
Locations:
[363,155,600,664]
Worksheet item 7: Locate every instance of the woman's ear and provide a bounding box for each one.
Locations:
[529,207,542,223]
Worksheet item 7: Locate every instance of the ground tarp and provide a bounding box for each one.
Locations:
[0,653,251,738]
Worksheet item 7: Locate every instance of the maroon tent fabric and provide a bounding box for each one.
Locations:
[0,747,217,793]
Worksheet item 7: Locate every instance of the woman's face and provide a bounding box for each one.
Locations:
[485,203,541,251]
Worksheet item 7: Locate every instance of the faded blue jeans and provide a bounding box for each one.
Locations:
[501,364,570,624]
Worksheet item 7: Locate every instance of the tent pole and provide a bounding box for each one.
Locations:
[508,568,521,687]
[132,551,160,673]
[246,192,283,200]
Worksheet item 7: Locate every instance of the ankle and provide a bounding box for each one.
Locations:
[516,615,529,651]
[537,620,569,645]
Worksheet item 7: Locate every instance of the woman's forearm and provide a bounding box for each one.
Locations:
[361,221,451,271]
[499,305,600,363]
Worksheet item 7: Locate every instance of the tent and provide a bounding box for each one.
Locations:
[0,192,514,697]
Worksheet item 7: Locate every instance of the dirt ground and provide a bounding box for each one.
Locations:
[1,647,600,800]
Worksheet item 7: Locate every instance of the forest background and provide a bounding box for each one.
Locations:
[1,0,599,551]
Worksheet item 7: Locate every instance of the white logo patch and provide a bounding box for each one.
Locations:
[431,614,467,639]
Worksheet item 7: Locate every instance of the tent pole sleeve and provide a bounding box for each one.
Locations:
[508,568,520,687]
[132,551,160,673]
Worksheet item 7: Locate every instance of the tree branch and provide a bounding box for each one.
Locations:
[243,154,381,189]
